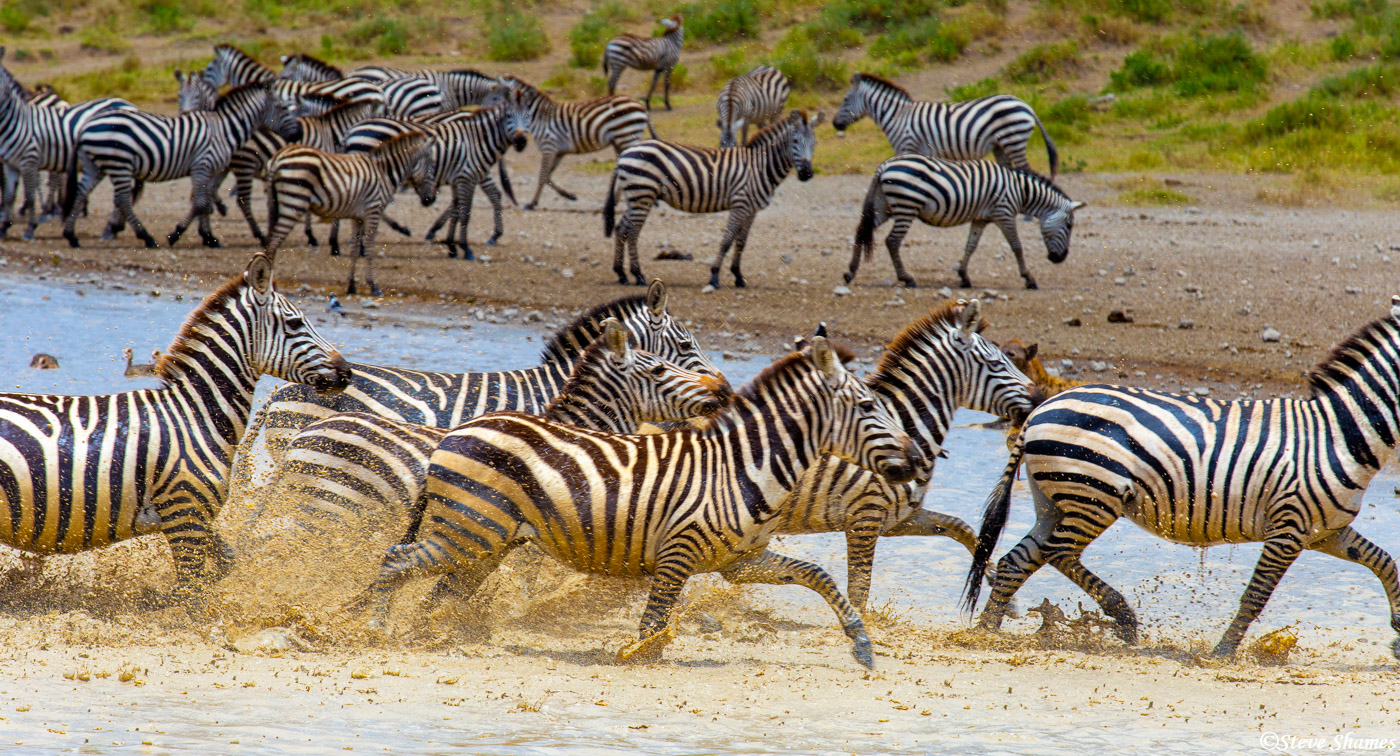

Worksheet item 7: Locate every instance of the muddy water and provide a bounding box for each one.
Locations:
[2,274,1399,753]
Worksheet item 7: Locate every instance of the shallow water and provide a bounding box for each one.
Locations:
[2,273,1399,753]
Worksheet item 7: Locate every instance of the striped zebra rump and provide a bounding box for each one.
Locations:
[716,66,790,148]
[357,336,913,667]
[381,78,446,120]
[0,255,349,589]
[966,298,1400,660]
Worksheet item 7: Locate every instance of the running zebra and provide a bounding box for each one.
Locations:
[964,298,1400,660]
[354,336,916,668]
[833,73,1059,181]
[63,83,296,249]
[229,99,378,245]
[226,281,719,500]
[408,95,530,260]
[0,254,349,594]
[603,14,684,111]
[279,53,344,82]
[604,110,822,289]
[501,75,653,210]
[716,65,790,148]
[848,154,1084,291]
[774,302,1038,610]
[263,131,431,296]
[176,70,218,114]
[201,43,275,87]
[239,318,727,563]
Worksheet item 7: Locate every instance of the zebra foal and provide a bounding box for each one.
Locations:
[965,297,1400,660]
[0,255,349,595]
[603,14,684,111]
[354,336,917,668]
[849,154,1084,290]
[263,131,431,296]
[605,110,822,289]
[716,66,790,148]
[833,72,1059,181]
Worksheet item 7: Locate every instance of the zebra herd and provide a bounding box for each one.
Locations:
[1,26,1086,295]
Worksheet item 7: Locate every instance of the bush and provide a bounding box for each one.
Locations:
[685,0,762,44]
[768,26,849,91]
[486,9,550,61]
[1109,33,1265,96]
[1110,48,1168,88]
[139,0,193,33]
[1311,0,1386,19]
[569,4,628,68]
[709,46,753,79]
[822,0,939,33]
[946,76,1000,101]
[0,5,30,33]
[347,18,412,56]
[1004,40,1080,83]
[1330,33,1358,60]
[870,17,944,67]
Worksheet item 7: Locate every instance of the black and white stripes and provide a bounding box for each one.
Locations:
[716,65,790,148]
[604,14,684,111]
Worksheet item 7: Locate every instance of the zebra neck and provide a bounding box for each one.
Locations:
[708,390,826,513]
[869,89,914,137]
[545,392,631,433]
[1309,356,1400,473]
[155,351,259,459]
[1020,174,1065,217]
[871,377,952,459]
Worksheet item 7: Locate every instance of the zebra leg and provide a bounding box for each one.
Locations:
[1049,549,1138,644]
[662,68,673,111]
[0,163,17,237]
[360,215,383,297]
[1212,530,1306,658]
[353,540,469,628]
[708,208,750,289]
[720,549,874,669]
[1309,526,1400,659]
[329,220,342,257]
[453,181,477,261]
[425,206,451,241]
[523,150,558,210]
[384,214,412,237]
[110,173,159,249]
[884,216,918,288]
[607,65,625,97]
[991,214,1037,290]
[543,154,578,202]
[728,214,757,288]
[615,195,653,286]
[644,70,662,111]
[618,547,700,664]
[233,169,266,245]
[843,513,884,613]
[480,177,505,246]
[17,159,40,241]
[156,501,218,600]
[418,539,526,619]
[303,214,319,247]
[63,156,102,248]
[884,508,979,554]
[955,220,989,290]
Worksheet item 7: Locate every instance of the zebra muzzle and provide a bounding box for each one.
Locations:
[699,373,734,413]
[311,351,353,394]
[511,132,528,152]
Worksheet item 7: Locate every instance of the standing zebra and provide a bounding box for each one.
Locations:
[833,73,1059,181]
[354,337,917,668]
[279,53,344,82]
[226,282,719,497]
[848,154,1084,290]
[774,302,1038,610]
[237,317,726,573]
[964,298,1400,660]
[603,14,684,111]
[501,75,654,210]
[605,110,823,288]
[716,65,790,148]
[63,83,296,249]
[201,43,275,88]
[263,131,431,296]
[408,95,530,260]
[381,77,446,120]
[176,70,218,114]
[0,254,350,595]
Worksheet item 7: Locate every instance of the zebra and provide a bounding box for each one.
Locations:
[773,301,1039,610]
[346,66,501,111]
[201,43,275,88]
[381,77,446,120]
[271,78,385,115]
[225,281,720,500]
[279,53,344,82]
[0,254,350,595]
[833,72,1059,182]
[176,69,218,114]
[238,317,727,566]
[716,65,790,149]
[353,336,917,668]
[604,110,823,289]
[263,131,432,296]
[604,14,684,111]
[848,154,1084,291]
[228,99,378,245]
[62,83,297,249]
[0,54,136,239]
[500,75,654,210]
[964,297,1400,660]
[407,95,530,260]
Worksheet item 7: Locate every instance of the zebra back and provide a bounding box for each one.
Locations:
[279,53,344,82]
[716,66,790,149]
[203,43,274,88]
[382,78,446,120]
[603,14,684,75]
[408,100,528,202]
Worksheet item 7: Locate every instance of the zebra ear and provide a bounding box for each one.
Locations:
[811,111,826,127]
[809,336,843,383]
[646,279,668,318]
[1070,200,1086,211]
[245,254,274,294]
[957,299,982,338]
[601,317,629,358]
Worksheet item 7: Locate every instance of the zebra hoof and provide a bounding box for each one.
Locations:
[141,236,159,249]
[22,229,34,242]
[850,631,874,669]
[615,275,630,286]
[521,203,536,212]
[202,236,222,249]
[462,248,475,261]
[369,285,382,297]
[900,278,918,289]
[1391,636,1400,660]
[64,233,81,249]
[842,271,854,284]
[1208,641,1238,660]
[446,248,458,259]
[100,230,117,241]
[486,235,499,246]
[1024,279,1039,290]
[306,235,319,248]
[1114,622,1139,646]
[733,277,747,289]
[957,277,973,289]
[631,276,647,286]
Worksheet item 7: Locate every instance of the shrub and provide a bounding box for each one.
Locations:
[569,9,622,68]
[768,26,849,91]
[870,17,945,67]
[486,9,550,61]
[139,0,193,33]
[822,0,939,33]
[1172,32,1266,95]
[347,18,412,56]
[1109,0,1171,23]
[78,23,131,54]
[1110,48,1168,88]
[946,76,1000,101]
[1004,40,1080,83]
[685,0,762,43]
[0,5,31,33]
[1311,0,1386,19]
[709,46,753,79]
[1330,33,1358,60]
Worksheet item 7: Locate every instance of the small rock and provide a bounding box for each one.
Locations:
[722,351,738,360]
[936,286,954,299]
[1062,317,1082,327]
[523,310,544,323]
[1060,359,1074,370]
[560,268,574,279]
[1114,277,1126,286]
[1192,386,1211,397]
[1311,239,1321,248]
[1260,327,1282,343]
[1184,284,1200,293]
[695,613,723,634]
[981,289,999,300]
[655,249,692,261]
[701,284,717,294]
[820,249,833,257]
[832,285,852,296]
[780,254,793,265]
[1178,318,1195,330]
[1089,361,1110,373]
[1344,286,1361,295]
[502,308,519,318]
[1106,309,1133,323]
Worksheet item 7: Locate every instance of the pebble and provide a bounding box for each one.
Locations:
[560,268,574,279]
[1062,317,1082,327]
[1178,318,1195,330]
[1089,360,1110,373]
[936,286,954,299]
[1106,309,1133,323]
[1193,386,1211,397]
[1060,359,1074,370]
[701,284,717,294]
[722,351,738,360]
[780,254,793,265]
[832,285,852,296]
[523,310,544,323]
[1260,327,1282,343]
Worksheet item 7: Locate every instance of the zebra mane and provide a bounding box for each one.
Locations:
[1306,316,1399,396]
[688,344,856,431]
[153,273,250,382]
[214,82,267,111]
[539,295,650,365]
[214,43,262,66]
[284,53,342,79]
[1015,167,1069,202]
[745,110,803,148]
[542,333,615,416]
[873,301,988,381]
[855,72,912,101]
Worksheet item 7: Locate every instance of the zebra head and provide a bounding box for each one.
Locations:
[1039,199,1084,264]
[503,87,531,152]
[806,336,919,485]
[239,255,352,394]
[790,110,822,181]
[833,75,870,132]
[942,299,1039,423]
[175,69,217,115]
[634,280,726,383]
[660,13,682,31]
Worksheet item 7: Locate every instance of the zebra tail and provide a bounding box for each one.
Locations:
[1037,115,1059,183]
[962,429,1024,614]
[602,167,618,238]
[646,116,658,140]
[854,172,882,262]
[61,148,80,219]
[498,159,517,207]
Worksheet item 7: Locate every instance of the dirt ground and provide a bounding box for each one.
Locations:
[4,161,1396,398]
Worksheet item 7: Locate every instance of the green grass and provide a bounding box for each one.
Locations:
[683,0,763,44]
[1110,32,1267,96]
[569,0,636,68]
[486,7,551,61]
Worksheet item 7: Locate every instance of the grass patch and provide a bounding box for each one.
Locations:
[1,5,32,33]
[1113,182,1194,205]
[768,25,850,91]
[47,54,209,103]
[1005,40,1081,83]
[683,0,762,44]
[486,5,551,61]
[568,1,635,68]
[1109,32,1267,96]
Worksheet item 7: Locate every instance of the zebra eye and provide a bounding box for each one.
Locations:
[858,400,877,413]
[650,363,666,376]
[678,339,694,350]
[286,317,304,331]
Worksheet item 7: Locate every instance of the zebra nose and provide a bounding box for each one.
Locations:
[700,373,733,407]
[313,350,352,394]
